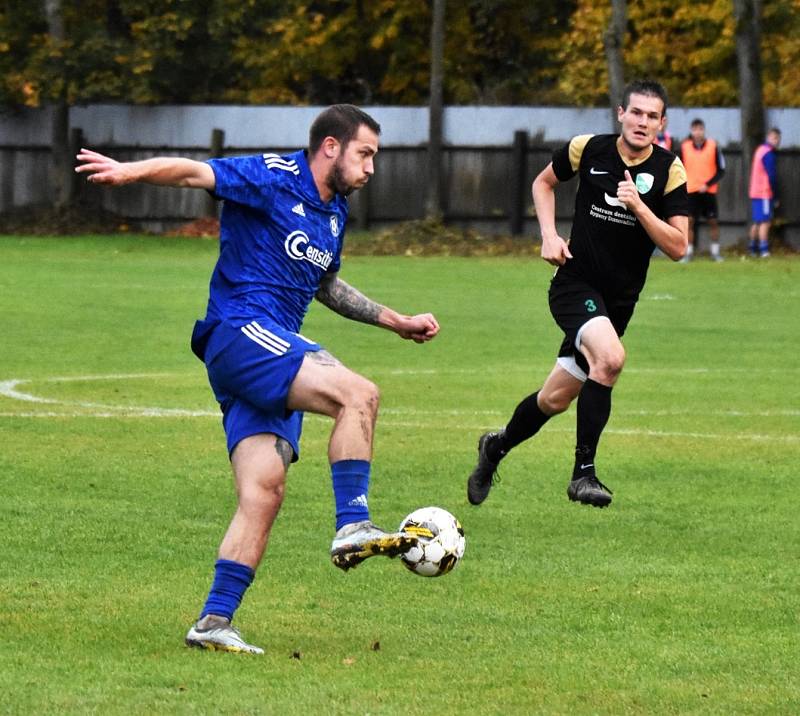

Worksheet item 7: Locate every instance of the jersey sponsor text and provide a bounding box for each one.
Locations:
[284,230,334,270]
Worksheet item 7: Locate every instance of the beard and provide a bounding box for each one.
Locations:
[326,158,359,197]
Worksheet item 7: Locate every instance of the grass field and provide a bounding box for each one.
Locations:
[1,234,798,715]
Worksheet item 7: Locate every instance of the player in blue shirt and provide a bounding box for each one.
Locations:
[76,105,440,655]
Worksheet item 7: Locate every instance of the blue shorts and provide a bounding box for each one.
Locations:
[192,318,321,460]
[751,198,774,223]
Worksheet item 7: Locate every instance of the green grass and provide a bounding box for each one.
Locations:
[1,234,798,715]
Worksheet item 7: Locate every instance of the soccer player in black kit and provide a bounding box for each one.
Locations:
[467,80,689,508]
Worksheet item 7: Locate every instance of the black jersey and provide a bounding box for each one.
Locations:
[551,134,688,297]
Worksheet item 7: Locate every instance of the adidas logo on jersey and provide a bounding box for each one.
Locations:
[292,203,306,217]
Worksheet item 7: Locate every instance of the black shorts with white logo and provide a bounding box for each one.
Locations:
[548,275,637,375]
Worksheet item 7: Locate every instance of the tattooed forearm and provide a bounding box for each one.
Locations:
[315,274,383,325]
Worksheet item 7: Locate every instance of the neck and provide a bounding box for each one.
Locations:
[308,152,335,203]
[616,135,651,163]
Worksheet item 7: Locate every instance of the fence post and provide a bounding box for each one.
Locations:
[205,128,225,217]
[510,130,529,236]
[69,127,84,203]
[355,183,370,231]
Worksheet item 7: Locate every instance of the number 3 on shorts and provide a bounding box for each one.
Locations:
[584,299,597,313]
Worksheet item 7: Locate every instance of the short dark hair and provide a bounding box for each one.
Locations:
[691,118,705,128]
[768,127,781,136]
[620,80,669,117]
[309,104,381,155]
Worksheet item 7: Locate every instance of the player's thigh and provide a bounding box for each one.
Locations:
[579,318,626,378]
[702,194,719,220]
[230,433,290,503]
[687,193,703,222]
[207,320,320,415]
[286,349,377,417]
[548,278,609,343]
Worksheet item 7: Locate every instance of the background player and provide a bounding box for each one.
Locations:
[748,127,781,258]
[76,105,440,654]
[467,80,688,509]
[678,118,726,261]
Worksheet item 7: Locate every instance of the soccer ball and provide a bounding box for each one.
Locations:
[398,506,465,577]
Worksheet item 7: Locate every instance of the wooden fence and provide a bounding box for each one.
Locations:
[2,124,798,244]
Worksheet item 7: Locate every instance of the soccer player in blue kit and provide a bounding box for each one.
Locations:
[76,105,440,654]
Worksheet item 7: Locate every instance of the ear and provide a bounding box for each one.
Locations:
[616,105,625,123]
[321,136,340,159]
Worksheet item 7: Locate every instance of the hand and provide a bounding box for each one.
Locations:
[395,313,440,343]
[699,184,708,194]
[617,170,642,212]
[75,148,133,186]
[540,233,573,267]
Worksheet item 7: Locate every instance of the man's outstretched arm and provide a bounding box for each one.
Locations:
[315,273,439,343]
[75,149,215,190]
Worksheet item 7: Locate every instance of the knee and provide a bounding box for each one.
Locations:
[240,472,285,514]
[345,376,380,416]
[591,347,626,384]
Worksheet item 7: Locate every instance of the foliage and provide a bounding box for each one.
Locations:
[0,0,798,108]
[762,0,800,105]
[557,0,735,106]
[556,0,800,107]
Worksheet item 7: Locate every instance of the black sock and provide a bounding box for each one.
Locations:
[487,391,551,463]
[573,379,612,478]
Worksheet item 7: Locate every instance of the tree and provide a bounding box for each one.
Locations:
[760,0,800,105]
[43,0,73,208]
[426,0,445,220]
[733,0,765,183]
[557,0,741,107]
[1,1,798,113]
[603,0,627,129]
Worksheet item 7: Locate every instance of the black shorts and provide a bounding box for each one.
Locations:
[687,192,718,221]
[548,276,637,376]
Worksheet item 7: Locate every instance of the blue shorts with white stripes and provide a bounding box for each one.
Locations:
[192,318,322,460]
[751,198,774,223]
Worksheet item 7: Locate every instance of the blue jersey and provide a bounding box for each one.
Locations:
[203,150,348,333]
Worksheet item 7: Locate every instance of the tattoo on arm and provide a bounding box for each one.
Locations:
[315,273,382,325]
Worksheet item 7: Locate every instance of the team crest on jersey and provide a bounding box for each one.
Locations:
[285,230,333,270]
[330,215,340,237]
[635,173,654,194]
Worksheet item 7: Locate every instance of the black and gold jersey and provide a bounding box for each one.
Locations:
[551,133,688,297]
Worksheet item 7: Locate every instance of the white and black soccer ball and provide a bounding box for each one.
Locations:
[398,506,465,577]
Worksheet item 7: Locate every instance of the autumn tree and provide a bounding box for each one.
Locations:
[603,0,627,128]
[1,0,797,111]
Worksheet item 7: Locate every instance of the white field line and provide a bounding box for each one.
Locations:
[383,367,790,375]
[0,376,217,417]
[0,411,795,444]
[0,374,797,444]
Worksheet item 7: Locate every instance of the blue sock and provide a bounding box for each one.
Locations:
[199,559,255,622]
[331,459,371,530]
